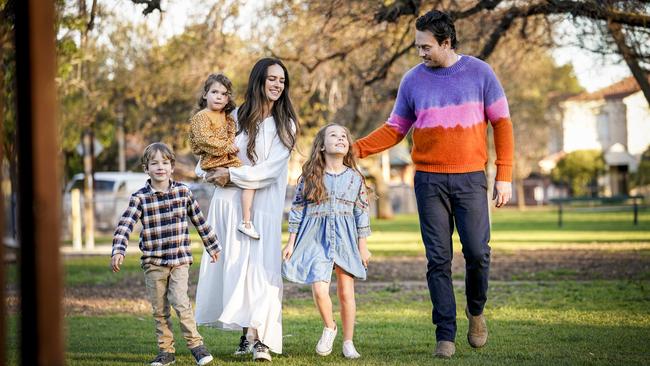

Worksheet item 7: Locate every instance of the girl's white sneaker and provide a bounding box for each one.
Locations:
[315,325,337,356]
[342,340,361,359]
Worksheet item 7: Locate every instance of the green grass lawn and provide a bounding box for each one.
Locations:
[5,208,650,365]
[6,280,649,365]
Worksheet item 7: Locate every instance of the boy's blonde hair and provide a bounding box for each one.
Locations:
[141,142,176,168]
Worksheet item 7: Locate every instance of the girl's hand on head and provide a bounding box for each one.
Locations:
[230,145,239,154]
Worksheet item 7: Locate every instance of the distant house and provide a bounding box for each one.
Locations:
[540,76,650,196]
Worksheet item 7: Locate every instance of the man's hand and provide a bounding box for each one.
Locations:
[209,252,220,263]
[206,167,230,187]
[111,254,124,272]
[492,180,512,208]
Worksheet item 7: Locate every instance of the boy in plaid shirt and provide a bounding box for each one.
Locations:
[111,142,220,366]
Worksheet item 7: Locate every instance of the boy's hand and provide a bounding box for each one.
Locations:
[210,252,220,263]
[111,254,124,272]
[358,238,371,269]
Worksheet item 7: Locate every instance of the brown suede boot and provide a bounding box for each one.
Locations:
[434,341,456,359]
[466,307,488,348]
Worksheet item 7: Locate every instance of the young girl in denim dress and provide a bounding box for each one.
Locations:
[282,123,372,359]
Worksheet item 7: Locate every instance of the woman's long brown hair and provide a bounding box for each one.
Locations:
[301,123,366,203]
[237,58,299,163]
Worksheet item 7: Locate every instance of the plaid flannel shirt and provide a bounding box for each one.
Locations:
[111,180,220,267]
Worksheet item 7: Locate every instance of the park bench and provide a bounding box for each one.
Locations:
[549,195,644,227]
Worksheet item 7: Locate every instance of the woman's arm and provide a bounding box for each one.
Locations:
[228,133,291,189]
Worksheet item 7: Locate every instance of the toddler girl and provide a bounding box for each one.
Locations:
[189,73,259,239]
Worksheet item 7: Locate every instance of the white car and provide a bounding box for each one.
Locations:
[63,172,149,233]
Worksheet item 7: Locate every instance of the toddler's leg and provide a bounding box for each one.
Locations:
[143,264,176,354]
[241,189,255,223]
[237,189,260,239]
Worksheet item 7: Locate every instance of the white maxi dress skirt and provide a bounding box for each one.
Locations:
[194,116,289,354]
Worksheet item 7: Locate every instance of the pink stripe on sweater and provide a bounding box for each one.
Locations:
[486,97,510,121]
[414,102,485,129]
[387,113,414,135]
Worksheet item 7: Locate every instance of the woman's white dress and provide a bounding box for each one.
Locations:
[194,116,290,354]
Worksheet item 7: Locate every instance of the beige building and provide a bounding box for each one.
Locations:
[541,76,650,196]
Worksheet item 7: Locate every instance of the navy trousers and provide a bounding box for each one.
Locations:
[414,171,491,342]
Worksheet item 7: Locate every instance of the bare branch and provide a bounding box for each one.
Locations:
[478,11,516,60]
[87,0,97,31]
[449,0,504,20]
[607,21,650,104]
[364,40,415,85]
[374,0,422,23]
[131,0,162,16]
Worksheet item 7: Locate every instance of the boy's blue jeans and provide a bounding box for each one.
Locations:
[414,171,491,342]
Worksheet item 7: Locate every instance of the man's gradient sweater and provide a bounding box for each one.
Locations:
[354,55,514,182]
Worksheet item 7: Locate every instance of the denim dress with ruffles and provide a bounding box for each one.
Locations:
[282,168,371,284]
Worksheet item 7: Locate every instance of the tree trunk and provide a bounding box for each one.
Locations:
[117,108,126,172]
[516,177,526,211]
[367,156,393,219]
[82,128,95,250]
[607,21,650,107]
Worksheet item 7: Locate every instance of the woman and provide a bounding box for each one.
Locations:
[194,58,299,362]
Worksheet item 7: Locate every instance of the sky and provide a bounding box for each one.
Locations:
[121,0,632,93]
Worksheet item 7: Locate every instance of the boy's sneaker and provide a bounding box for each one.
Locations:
[342,340,361,359]
[252,340,272,362]
[190,345,213,365]
[234,335,252,356]
[237,221,260,240]
[315,325,337,356]
[150,352,175,366]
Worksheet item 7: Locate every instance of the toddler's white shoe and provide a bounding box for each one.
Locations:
[342,340,361,359]
[237,221,260,240]
[315,325,337,356]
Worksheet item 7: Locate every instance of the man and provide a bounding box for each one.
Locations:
[354,10,514,359]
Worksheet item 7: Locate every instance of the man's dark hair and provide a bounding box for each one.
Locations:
[415,10,457,49]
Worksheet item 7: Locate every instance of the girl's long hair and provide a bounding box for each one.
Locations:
[237,58,299,163]
[193,73,236,115]
[301,123,366,203]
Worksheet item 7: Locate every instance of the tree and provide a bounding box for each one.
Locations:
[490,39,583,208]
[258,0,591,213]
[374,0,650,106]
[0,0,16,236]
[632,145,650,188]
[551,149,605,196]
